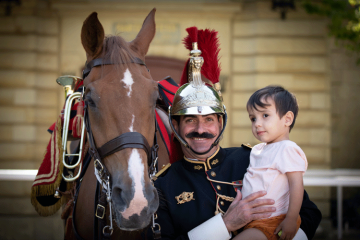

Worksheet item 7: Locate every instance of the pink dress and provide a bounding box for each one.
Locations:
[241,140,308,218]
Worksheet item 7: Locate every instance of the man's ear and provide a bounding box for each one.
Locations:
[172,119,179,133]
[218,115,223,127]
[284,111,294,127]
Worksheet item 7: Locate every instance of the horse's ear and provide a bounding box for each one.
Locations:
[130,8,156,57]
[81,12,104,59]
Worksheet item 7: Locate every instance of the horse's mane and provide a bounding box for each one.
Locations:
[102,35,136,70]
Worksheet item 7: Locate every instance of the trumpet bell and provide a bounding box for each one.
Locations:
[56,75,82,98]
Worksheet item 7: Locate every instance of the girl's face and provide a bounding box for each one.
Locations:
[247,97,292,144]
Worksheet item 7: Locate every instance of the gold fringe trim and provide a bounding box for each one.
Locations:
[31,116,68,217]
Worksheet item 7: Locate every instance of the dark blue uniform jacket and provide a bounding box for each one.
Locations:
[154,146,322,240]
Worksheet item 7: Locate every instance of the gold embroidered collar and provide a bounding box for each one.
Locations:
[183,147,224,172]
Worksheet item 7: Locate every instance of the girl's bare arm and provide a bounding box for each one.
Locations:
[274,171,304,240]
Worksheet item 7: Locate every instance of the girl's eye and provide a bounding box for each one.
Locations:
[250,117,256,122]
[263,114,269,118]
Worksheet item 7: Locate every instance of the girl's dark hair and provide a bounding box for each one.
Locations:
[246,85,298,131]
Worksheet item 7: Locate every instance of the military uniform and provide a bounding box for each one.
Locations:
[153,146,322,240]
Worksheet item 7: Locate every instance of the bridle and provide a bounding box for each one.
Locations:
[75,56,160,239]
[82,57,148,79]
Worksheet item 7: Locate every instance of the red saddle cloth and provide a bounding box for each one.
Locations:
[31,81,84,216]
[156,77,184,163]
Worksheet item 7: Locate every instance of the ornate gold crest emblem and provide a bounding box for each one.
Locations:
[194,165,203,170]
[211,159,219,165]
[175,192,195,204]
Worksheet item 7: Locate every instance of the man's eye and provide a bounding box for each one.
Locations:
[206,118,214,122]
[186,119,193,123]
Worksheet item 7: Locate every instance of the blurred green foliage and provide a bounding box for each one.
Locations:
[302,0,360,62]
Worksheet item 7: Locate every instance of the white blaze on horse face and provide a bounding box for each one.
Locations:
[129,115,135,132]
[121,68,134,97]
[121,149,148,219]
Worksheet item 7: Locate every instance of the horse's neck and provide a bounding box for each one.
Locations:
[155,107,171,168]
[156,129,170,169]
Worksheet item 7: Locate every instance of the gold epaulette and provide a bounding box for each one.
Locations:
[241,143,252,149]
[151,163,171,181]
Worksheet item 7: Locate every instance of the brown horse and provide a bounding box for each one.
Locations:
[72,9,170,239]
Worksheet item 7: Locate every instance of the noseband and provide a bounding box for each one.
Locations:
[75,57,159,238]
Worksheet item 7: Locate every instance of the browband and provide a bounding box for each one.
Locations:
[83,57,147,79]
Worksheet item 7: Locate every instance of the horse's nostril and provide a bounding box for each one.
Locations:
[112,186,126,209]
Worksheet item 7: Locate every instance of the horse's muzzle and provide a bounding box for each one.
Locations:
[112,183,159,230]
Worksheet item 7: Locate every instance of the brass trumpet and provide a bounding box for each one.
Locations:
[56,75,86,182]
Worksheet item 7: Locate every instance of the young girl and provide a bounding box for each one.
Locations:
[234,86,307,240]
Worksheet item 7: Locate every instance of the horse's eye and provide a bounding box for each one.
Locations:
[85,94,96,108]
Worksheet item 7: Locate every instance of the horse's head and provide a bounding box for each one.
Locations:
[81,9,159,230]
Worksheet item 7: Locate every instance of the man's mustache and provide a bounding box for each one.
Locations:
[185,132,215,139]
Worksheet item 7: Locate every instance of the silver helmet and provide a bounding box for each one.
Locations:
[168,28,227,155]
[170,82,225,116]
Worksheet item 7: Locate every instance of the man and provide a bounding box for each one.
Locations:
[151,27,321,240]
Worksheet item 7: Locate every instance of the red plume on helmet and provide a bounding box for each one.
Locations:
[180,26,221,87]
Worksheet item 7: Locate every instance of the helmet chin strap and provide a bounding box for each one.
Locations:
[169,108,228,158]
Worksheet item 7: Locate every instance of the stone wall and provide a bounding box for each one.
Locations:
[0,1,63,239]
[329,40,360,201]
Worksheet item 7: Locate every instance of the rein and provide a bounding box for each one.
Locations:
[72,57,160,239]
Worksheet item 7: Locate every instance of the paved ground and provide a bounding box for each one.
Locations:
[314,224,360,240]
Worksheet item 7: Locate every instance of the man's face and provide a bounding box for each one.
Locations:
[173,114,222,160]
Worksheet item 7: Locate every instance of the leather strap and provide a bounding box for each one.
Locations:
[95,183,110,240]
[72,153,92,240]
[83,57,147,79]
[97,132,151,160]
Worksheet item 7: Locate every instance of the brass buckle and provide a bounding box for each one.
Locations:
[94,159,104,175]
[95,204,105,219]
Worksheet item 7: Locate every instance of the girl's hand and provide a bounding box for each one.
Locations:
[274,217,298,240]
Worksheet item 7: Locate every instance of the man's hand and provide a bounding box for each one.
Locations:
[222,190,276,232]
[274,217,298,240]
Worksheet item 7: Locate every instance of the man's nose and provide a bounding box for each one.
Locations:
[195,121,205,134]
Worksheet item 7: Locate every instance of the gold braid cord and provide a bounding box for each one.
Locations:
[207,177,242,186]
[207,177,240,215]
[217,193,234,202]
